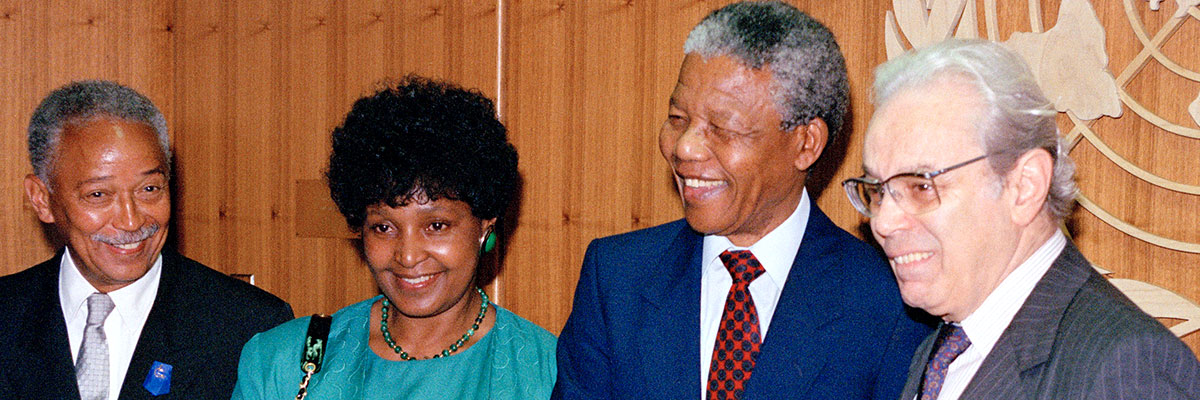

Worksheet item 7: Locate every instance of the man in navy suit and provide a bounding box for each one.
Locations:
[553,2,932,399]
[0,80,292,399]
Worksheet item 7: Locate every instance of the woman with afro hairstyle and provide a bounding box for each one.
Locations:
[233,76,556,399]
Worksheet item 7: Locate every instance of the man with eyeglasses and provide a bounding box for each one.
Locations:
[845,39,1200,399]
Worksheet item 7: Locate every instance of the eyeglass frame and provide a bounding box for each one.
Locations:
[841,153,994,218]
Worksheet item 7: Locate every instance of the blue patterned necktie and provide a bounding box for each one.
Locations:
[707,250,765,400]
[920,323,971,400]
[76,293,114,400]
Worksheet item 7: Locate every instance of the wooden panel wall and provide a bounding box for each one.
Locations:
[1,0,1197,356]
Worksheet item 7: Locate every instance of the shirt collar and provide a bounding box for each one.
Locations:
[703,189,811,287]
[959,230,1066,355]
[58,247,164,326]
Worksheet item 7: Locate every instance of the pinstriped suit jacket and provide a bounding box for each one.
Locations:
[899,242,1200,400]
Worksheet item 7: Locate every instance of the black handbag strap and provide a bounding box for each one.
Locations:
[295,314,332,400]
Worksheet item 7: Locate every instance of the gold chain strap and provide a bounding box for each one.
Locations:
[295,314,330,400]
[295,365,316,400]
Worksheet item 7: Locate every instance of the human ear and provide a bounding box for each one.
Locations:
[793,117,829,171]
[480,218,498,242]
[1008,149,1054,226]
[23,174,56,224]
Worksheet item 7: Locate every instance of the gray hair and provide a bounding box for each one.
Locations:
[872,39,1077,220]
[28,80,171,183]
[683,0,849,143]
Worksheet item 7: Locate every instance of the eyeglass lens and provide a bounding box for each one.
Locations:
[849,175,941,217]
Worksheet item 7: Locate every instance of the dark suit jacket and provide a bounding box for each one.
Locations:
[899,242,1200,399]
[553,201,933,399]
[0,247,293,400]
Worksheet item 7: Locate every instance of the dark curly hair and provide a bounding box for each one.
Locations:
[326,76,519,234]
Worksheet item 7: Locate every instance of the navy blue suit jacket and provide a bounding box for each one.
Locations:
[0,247,293,400]
[553,201,932,399]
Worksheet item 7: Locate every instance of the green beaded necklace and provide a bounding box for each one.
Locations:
[379,287,489,360]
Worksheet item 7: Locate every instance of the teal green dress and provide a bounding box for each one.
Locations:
[232,296,557,399]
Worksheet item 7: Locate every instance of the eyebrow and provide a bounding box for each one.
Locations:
[861,162,939,179]
[73,167,168,188]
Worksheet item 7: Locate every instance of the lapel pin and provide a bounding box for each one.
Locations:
[142,361,172,396]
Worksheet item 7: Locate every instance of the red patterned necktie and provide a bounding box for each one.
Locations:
[919,323,971,400]
[707,250,765,400]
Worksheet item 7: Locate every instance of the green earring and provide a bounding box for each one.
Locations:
[481,231,497,253]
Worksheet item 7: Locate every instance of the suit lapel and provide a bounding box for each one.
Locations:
[639,225,703,399]
[900,325,939,399]
[21,253,84,399]
[746,205,845,397]
[120,250,185,399]
[959,242,1092,398]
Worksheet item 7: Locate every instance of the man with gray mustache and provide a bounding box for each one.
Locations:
[0,80,293,400]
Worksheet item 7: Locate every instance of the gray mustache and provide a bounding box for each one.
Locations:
[92,223,161,246]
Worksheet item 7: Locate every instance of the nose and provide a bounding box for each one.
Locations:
[113,194,146,232]
[869,190,912,239]
[668,122,709,162]
[393,230,428,269]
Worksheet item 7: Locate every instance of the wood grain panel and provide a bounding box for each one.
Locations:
[0,0,172,273]
[0,1,53,271]
[1,0,1196,356]
[501,0,580,328]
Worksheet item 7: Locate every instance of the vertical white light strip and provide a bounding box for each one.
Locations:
[493,0,505,305]
[496,0,505,117]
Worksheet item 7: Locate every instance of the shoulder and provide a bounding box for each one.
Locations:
[1059,272,1184,349]
[492,305,557,351]
[581,219,694,275]
[488,305,558,394]
[241,315,313,361]
[0,258,60,339]
[0,256,58,291]
[587,219,691,254]
[166,250,287,305]
[1047,273,1200,392]
[804,205,884,266]
[0,258,57,305]
[803,206,897,296]
[162,250,292,320]
[241,297,374,367]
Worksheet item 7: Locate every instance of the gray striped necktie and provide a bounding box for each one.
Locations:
[76,293,115,400]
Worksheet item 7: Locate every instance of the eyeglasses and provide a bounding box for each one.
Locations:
[841,154,991,218]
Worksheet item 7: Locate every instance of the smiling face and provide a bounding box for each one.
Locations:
[862,77,1022,322]
[25,118,171,293]
[660,54,814,246]
[362,194,495,319]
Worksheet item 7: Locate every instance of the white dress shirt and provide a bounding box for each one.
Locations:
[60,248,163,400]
[927,230,1066,400]
[699,190,810,399]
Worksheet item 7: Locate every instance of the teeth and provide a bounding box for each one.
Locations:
[113,242,139,250]
[402,274,434,284]
[683,178,724,188]
[891,252,933,266]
